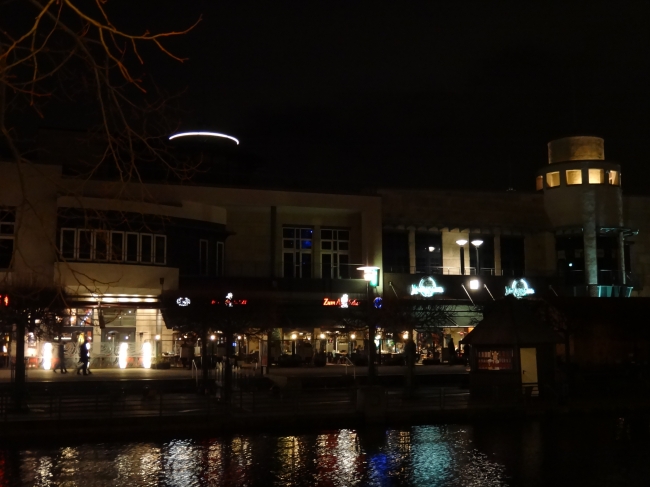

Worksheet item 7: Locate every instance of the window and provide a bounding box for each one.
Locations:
[566,170,582,185]
[95,231,108,261]
[60,229,166,265]
[60,229,76,260]
[546,171,560,188]
[125,233,139,262]
[477,349,513,370]
[321,228,350,279]
[78,230,93,260]
[283,227,313,278]
[154,236,166,265]
[140,234,153,264]
[588,168,604,184]
[216,241,224,276]
[535,175,543,191]
[199,239,208,276]
[608,170,620,186]
[0,209,14,267]
[110,232,124,261]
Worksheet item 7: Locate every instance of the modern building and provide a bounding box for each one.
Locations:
[2,132,649,368]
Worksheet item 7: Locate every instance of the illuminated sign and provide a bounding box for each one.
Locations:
[374,297,383,309]
[211,293,247,306]
[505,279,535,298]
[410,277,444,297]
[323,294,360,308]
[169,131,240,145]
[176,297,191,307]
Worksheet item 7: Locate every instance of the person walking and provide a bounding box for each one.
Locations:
[53,340,67,373]
[77,339,90,375]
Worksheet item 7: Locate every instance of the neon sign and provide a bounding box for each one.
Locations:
[176,297,191,307]
[169,131,239,145]
[211,293,248,306]
[505,279,535,298]
[323,294,359,308]
[410,277,444,297]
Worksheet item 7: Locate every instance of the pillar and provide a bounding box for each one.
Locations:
[617,232,626,285]
[494,233,502,275]
[582,188,598,296]
[408,228,416,274]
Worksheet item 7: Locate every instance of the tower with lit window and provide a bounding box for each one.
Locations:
[536,136,634,296]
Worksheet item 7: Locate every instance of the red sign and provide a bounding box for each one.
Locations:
[322,297,359,307]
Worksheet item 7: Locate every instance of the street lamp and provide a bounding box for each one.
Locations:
[357,265,380,383]
[471,239,483,275]
[456,240,468,275]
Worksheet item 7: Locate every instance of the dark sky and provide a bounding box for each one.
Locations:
[80,2,650,193]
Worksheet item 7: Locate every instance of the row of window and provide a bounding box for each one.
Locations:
[283,227,351,278]
[60,229,167,265]
[536,169,621,190]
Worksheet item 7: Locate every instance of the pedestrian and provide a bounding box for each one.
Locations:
[77,339,90,375]
[53,340,67,373]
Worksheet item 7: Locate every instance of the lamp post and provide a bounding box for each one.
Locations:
[456,240,468,275]
[358,266,380,384]
[471,239,483,276]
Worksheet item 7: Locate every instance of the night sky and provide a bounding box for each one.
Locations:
[48,2,650,193]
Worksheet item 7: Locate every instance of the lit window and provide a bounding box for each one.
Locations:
[608,170,620,186]
[283,226,313,278]
[535,176,543,191]
[546,171,560,188]
[566,170,582,185]
[588,168,604,184]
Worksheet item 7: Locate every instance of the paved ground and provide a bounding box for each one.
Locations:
[0,363,468,383]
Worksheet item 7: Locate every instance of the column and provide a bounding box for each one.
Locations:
[582,188,598,296]
[408,228,416,274]
[617,232,626,285]
[494,233,502,275]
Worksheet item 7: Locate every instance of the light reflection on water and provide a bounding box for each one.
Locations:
[1,417,649,486]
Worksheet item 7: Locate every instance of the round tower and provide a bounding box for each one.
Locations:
[536,136,626,296]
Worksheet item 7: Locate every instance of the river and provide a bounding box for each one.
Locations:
[1,415,649,486]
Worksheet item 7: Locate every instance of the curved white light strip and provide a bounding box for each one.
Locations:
[169,131,239,145]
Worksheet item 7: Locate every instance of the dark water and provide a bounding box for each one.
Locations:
[1,416,649,486]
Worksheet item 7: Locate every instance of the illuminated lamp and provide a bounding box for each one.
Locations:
[469,279,480,290]
[357,266,380,287]
[169,131,239,145]
[350,334,356,340]
[291,333,297,340]
[210,334,216,341]
[155,335,161,341]
[428,246,435,252]
[455,239,468,246]
[119,342,128,369]
[403,332,409,340]
[319,333,325,339]
[42,342,53,370]
[142,342,152,369]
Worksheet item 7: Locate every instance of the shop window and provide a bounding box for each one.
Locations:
[321,228,350,278]
[588,168,604,184]
[546,171,560,188]
[608,170,620,186]
[477,349,513,370]
[566,169,582,185]
[535,175,543,191]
